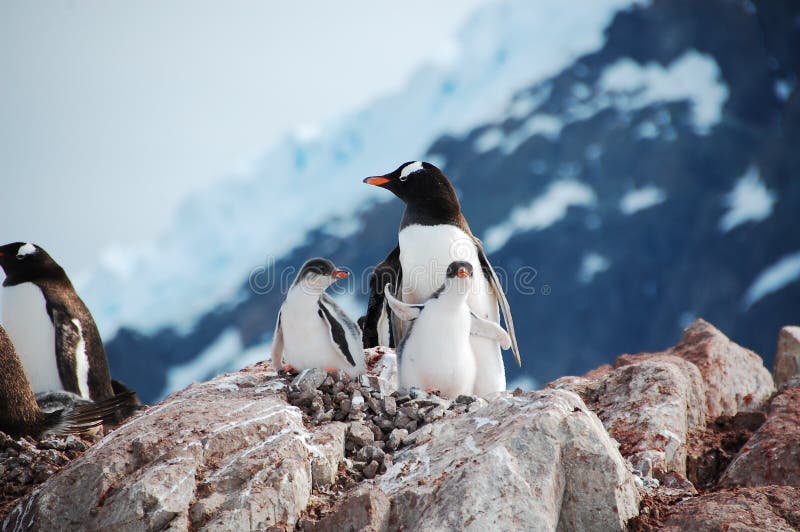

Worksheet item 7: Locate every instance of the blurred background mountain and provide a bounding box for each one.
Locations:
[2,0,799,403]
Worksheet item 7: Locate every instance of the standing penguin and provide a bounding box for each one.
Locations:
[0,242,115,401]
[362,161,521,396]
[0,324,133,438]
[385,261,511,397]
[271,258,366,377]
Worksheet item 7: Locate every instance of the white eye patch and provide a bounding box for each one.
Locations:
[400,161,425,180]
[17,243,37,257]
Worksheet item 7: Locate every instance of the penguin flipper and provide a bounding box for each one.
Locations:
[318,297,359,367]
[470,312,512,350]
[362,246,401,348]
[43,390,137,436]
[384,285,423,321]
[270,311,285,370]
[474,238,522,366]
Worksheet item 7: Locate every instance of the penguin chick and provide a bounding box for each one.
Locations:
[0,325,135,438]
[271,258,365,377]
[385,261,511,398]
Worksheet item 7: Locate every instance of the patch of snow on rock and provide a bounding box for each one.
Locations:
[719,165,776,232]
[484,180,596,252]
[744,251,800,309]
[620,185,666,215]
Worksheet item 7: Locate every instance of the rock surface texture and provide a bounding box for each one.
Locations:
[774,326,800,390]
[3,320,799,531]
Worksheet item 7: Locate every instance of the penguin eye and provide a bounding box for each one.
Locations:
[15,254,24,261]
[399,175,408,182]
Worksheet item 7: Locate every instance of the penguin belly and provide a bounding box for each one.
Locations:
[280,301,357,376]
[2,284,62,394]
[399,305,476,397]
[398,224,505,395]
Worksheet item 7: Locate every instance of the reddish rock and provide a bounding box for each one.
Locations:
[667,319,774,418]
[718,387,800,488]
[551,355,706,478]
[658,486,800,531]
[774,326,800,390]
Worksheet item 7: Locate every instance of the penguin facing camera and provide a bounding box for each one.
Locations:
[385,261,511,397]
[362,161,521,395]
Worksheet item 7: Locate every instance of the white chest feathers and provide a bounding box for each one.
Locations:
[1,284,62,393]
[398,224,494,317]
[278,291,365,377]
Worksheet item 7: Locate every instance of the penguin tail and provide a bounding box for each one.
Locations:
[43,390,138,436]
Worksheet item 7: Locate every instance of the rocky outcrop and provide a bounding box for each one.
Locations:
[4,361,640,531]
[550,319,774,484]
[718,387,800,489]
[4,319,799,531]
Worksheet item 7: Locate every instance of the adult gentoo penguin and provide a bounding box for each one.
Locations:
[0,242,115,400]
[0,324,133,438]
[385,261,511,397]
[271,258,366,377]
[362,161,521,396]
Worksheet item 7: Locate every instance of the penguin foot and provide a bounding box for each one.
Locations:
[280,364,296,373]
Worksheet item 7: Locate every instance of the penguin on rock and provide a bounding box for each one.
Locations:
[362,161,521,396]
[384,261,511,397]
[271,258,366,377]
[0,242,121,401]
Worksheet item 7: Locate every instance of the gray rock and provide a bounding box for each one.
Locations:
[292,368,329,393]
[386,428,408,451]
[347,422,375,447]
[377,390,640,530]
[3,366,344,531]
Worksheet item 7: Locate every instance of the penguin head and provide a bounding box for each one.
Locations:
[0,243,63,287]
[294,257,349,293]
[446,261,473,280]
[363,161,460,214]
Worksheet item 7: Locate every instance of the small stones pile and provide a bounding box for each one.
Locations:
[0,432,91,519]
[285,368,487,480]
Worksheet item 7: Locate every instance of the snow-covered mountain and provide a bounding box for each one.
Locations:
[99,0,800,403]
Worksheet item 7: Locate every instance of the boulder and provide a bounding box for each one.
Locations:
[3,364,344,531]
[668,319,774,418]
[774,326,800,390]
[718,387,800,488]
[322,390,641,531]
[550,319,775,483]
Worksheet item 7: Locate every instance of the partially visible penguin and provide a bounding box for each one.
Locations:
[0,324,133,438]
[0,242,116,400]
[271,258,366,377]
[362,161,521,396]
[384,261,511,397]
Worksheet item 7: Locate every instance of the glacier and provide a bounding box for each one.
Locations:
[80,0,639,338]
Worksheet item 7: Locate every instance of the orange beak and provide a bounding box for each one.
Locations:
[457,268,469,278]
[332,269,349,279]
[363,176,390,186]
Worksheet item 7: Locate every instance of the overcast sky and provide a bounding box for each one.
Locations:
[0,1,484,275]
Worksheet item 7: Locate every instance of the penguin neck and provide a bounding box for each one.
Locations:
[431,278,470,308]
[30,271,77,308]
[286,283,326,307]
[400,203,468,232]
